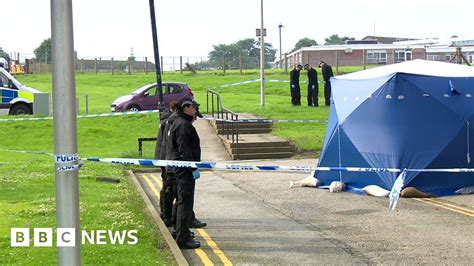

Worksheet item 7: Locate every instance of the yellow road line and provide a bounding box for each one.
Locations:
[415,198,474,217]
[142,174,161,199]
[197,228,233,266]
[194,248,214,266]
[423,198,474,216]
[426,198,474,214]
[146,173,163,189]
[143,173,216,265]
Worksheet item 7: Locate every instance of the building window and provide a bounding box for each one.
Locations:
[426,54,440,61]
[367,50,387,64]
[394,50,412,62]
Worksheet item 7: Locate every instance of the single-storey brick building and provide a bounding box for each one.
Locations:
[279,36,473,69]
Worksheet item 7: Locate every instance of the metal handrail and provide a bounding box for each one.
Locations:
[206,89,240,159]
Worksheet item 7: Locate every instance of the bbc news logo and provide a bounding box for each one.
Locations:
[11,228,138,247]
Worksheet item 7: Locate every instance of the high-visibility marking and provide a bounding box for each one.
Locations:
[415,198,474,217]
[143,173,217,265]
[194,248,214,266]
[147,173,163,189]
[196,228,233,266]
[142,174,161,199]
[424,198,474,216]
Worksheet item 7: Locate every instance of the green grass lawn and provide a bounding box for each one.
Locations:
[0,115,175,264]
[1,67,362,264]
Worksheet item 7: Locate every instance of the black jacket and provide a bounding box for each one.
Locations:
[307,68,318,85]
[169,112,201,163]
[321,64,334,82]
[290,68,300,85]
[155,111,177,160]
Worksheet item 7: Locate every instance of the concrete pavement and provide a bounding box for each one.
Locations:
[134,118,474,265]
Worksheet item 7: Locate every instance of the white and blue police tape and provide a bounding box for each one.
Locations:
[389,169,407,210]
[0,110,160,122]
[208,79,260,89]
[54,153,82,172]
[55,153,80,163]
[208,79,320,91]
[85,157,315,173]
[0,148,54,156]
[203,116,328,123]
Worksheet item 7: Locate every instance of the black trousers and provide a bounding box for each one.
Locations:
[174,168,195,244]
[290,84,301,106]
[159,168,176,223]
[324,81,331,106]
[307,83,318,106]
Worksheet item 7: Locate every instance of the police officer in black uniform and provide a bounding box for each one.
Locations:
[304,64,318,106]
[290,64,302,106]
[155,102,178,226]
[319,61,334,106]
[169,97,202,249]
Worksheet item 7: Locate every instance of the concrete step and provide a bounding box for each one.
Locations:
[217,128,272,134]
[230,146,294,154]
[214,122,272,129]
[231,152,294,160]
[227,141,293,149]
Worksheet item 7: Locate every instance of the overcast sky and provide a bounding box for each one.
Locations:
[2,0,473,60]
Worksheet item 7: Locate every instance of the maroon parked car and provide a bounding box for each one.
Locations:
[111,82,194,112]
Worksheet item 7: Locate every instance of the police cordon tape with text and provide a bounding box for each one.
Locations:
[2,148,474,212]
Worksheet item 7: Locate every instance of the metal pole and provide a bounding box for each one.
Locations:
[149,0,163,110]
[260,0,265,107]
[85,94,89,114]
[51,0,81,264]
[278,24,283,64]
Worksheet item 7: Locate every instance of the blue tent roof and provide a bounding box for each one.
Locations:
[315,60,474,196]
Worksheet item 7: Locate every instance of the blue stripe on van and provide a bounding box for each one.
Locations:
[0,89,17,103]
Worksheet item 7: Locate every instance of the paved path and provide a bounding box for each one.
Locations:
[136,119,474,265]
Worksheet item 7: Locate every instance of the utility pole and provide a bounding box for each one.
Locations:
[149,0,163,110]
[278,24,283,63]
[260,0,265,108]
[51,0,81,264]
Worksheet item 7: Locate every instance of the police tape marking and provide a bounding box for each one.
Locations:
[3,149,474,174]
[83,157,474,174]
[86,157,314,173]
[0,110,160,122]
[0,149,54,156]
[55,153,80,163]
[203,117,328,123]
[56,164,81,172]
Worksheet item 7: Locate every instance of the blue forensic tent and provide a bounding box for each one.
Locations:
[315,59,474,196]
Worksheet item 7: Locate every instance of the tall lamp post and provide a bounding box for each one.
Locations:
[149,0,164,111]
[260,0,265,108]
[278,24,283,64]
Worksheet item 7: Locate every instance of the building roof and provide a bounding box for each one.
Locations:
[362,36,418,44]
[336,59,474,80]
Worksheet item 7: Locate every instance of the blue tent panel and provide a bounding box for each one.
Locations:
[317,61,474,195]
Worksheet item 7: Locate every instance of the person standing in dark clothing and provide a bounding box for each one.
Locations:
[290,64,302,106]
[304,64,318,106]
[319,61,334,106]
[169,98,202,249]
[155,102,178,227]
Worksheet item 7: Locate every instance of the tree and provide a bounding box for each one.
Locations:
[324,34,355,45]
[0,47,10,62]
[291,38,318,52]
[34,38,52,63]
[206,38,276,69]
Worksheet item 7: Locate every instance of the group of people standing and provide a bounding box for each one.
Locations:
[289,61,334,107]
[155,97,206,249]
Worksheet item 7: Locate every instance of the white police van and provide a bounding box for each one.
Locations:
[0,66,43,115]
